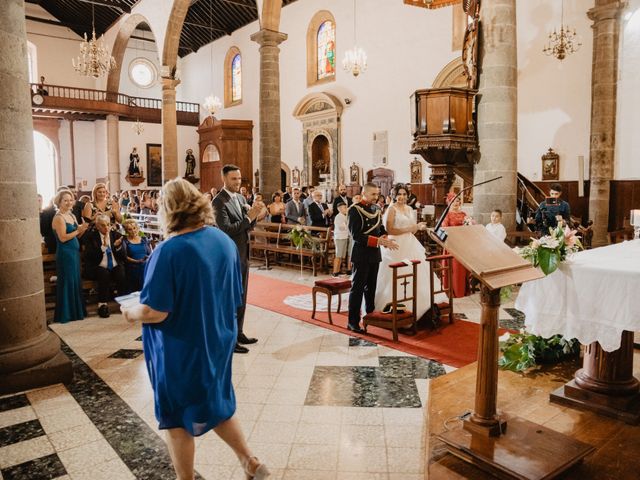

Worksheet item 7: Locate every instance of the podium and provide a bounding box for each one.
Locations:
[431,225,595,479]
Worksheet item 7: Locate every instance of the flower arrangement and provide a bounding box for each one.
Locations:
[515,225,582,275]
[462,216,476,226]
[288,225,320,252]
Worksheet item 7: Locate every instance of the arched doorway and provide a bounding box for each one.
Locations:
[200,144,221,193]
[33,131,57,205]
[311,135,330,186]
[281,169,287,192]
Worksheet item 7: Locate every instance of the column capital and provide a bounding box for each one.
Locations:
[250,28,288,47]
[161,76,181,90]
[588,0,628,23]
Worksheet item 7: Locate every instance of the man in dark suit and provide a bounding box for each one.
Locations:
[347,183,398,333]
[308,190,331,227]
[285,187,306,224]
[83,214,127,318]
[212,164,267,353]
[332,184,352,214]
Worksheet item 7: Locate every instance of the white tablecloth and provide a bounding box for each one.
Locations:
[515,240,640,352]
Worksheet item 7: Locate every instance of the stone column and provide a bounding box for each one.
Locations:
[0,0,72,394]
[250,29,288,198]
[161,76,181,183]
[106,114,120,192]
[474,0,518,230]
[587,0,626,247]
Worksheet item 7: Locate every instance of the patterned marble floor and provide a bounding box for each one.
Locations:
[0,265,521,480]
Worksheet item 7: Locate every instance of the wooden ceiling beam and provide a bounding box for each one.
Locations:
[76,0,131,14]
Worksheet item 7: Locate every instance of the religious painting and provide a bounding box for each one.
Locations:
[292,167,300,187]
[350,162,360,185]
[542,148,559,181]
[410,158,423,184]
[146,143,162,186]
[231,54,242,102]
[317,21,335,80]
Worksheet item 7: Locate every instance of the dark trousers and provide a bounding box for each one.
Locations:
[95,265,126,303]
[236,258,249,337]
[348,261,379,327]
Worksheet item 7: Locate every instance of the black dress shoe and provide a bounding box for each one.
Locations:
[98,304,110,318]
[234,343,249,354]
[238,333,258,345]
[347,324,364,334]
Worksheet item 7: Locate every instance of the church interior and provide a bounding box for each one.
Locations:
[1,0,640,478]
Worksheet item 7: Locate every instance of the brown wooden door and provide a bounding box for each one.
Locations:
[200,144,222,193]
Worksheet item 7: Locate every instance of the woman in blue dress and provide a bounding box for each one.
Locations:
[122,218,152,293]
[121,179,269,480]
[52,189,88,323]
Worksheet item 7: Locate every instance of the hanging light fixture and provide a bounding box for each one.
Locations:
[202,0,222,117]
[343,0,367,77]
[72,4,116,78]
[543,0,581,61]
[132,33,144,136]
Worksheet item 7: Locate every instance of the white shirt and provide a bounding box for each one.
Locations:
[334,212,349,240]
[485,222,507,242]
[223,187,244,214]
[99,232,118,269]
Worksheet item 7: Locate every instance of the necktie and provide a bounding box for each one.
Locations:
[106,246,113,270]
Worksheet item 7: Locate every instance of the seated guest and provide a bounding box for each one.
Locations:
[308,190,331,227]
[486,209,507,242]
[83,182,122,226]
[285,187,306,224]
[123,219,152,293]
[268,192,286,223]
[52,189,88,323]
[83,214,127,318]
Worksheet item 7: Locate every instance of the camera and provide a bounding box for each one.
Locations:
[545,197,559,206]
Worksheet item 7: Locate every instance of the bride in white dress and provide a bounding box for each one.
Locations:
[374,184,442,320]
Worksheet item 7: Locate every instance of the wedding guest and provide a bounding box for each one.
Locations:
[122,219,152,293]
[486,209,507,242]
[121,178,269,480]
[406,184,418,210]
[375,194,387,212]
[83,214,127,318]
[210,187,218,198]
[52,189,88,323]
[308,190,331,227]
[83,182,122,226]
[332,184,352,214]
[283,186,292,203]
[268,192,286,223]
[332,201,350,277]
[442,194,470,298]
[40,197,57,253]
[351,193,362,206]
[285,188,306,225]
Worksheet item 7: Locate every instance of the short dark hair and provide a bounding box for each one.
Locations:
[363,182,378,191]
[335,200,346,208]
[550,183,563,193]
[492,209,503,215]
[271,192,281,202]
[222,164,240,176]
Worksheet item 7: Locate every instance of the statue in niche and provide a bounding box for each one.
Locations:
[128,147,141,177]
[184,148,200,184]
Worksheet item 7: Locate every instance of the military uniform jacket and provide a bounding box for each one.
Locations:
[348,202,386,263]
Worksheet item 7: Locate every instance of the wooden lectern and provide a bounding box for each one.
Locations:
[431,225,595,480]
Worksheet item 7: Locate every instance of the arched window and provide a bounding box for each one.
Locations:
[224,47,242,107]
[27,41,38,84]
[33,131,58,205]
[307,11,336,87]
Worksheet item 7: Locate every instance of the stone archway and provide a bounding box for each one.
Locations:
[293,92,343,187]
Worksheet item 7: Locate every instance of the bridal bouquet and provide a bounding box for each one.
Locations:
[515,225,582,275]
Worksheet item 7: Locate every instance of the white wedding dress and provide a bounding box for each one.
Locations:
[374,205,443,320]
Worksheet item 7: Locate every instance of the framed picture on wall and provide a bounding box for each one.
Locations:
[146,144,162,186]
[541,147,559,181]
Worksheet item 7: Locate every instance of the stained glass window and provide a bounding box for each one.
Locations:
[317,21,335,80]
[231,54,242,102]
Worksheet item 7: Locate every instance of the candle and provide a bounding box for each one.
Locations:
[578,155,584,197]
[631,209,640,227]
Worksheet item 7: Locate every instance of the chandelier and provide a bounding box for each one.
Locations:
[543,0,581,60]
[203,95,222,116]
[72,6,116,78]
[132,118,144,135]
[342,0,367,77]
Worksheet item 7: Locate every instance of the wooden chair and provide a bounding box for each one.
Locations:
[362,260,419,342]
[427,254,454,325]
[608,228,634,244]
[311,277,352,325]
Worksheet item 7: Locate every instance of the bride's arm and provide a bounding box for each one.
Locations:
[385,207,417,235]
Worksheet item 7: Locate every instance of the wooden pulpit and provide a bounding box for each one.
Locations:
[430,225,595,480]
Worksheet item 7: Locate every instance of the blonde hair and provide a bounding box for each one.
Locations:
[91,183,107,202]
[122,218,139,231]
[159,178,214,236]
[53,189,73,208]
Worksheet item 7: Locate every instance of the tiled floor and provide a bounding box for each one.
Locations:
[0,265,522,479]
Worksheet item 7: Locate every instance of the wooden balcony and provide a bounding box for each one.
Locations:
[30,83,200,126]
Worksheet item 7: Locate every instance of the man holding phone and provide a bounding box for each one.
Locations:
[534,183,571,234]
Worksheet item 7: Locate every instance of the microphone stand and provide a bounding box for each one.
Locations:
[431,176,503,243]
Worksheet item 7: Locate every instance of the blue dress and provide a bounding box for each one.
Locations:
[124,237,151,293]
[54,220,86,323]
[140,226,243,436]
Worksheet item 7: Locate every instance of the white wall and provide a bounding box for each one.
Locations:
[118,33,162,100]
[616,0,640,180]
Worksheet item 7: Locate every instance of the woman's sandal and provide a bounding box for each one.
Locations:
[242,456,270,480]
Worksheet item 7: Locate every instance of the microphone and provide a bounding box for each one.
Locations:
[431,176,503,243]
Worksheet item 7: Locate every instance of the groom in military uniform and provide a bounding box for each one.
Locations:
[347,183,398,333]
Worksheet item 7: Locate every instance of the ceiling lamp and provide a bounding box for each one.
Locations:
[203,95,222,116]
[342,0,367,77]
[202,0,222,117]
[543,0,581,61]
[72,5,116,78]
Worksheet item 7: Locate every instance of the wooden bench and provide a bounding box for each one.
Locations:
[250,222,331,276]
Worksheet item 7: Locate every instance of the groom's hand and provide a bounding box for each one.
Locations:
[378,237,399,250]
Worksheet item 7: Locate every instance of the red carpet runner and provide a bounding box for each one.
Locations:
[247,272,484,368]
